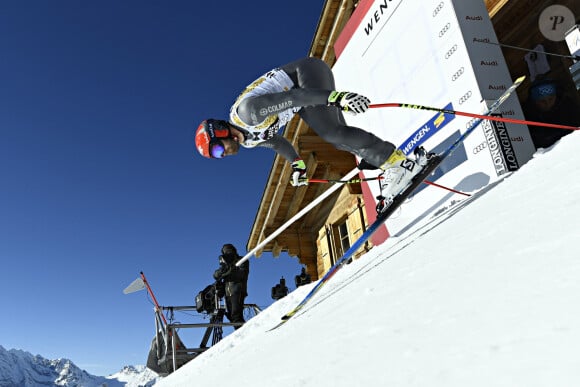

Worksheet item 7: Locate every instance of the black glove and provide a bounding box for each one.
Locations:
[213,262,231,280]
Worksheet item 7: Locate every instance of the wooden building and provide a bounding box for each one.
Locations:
[246,0,580,280]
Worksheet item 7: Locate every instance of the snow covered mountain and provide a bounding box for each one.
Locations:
[107,366,160,387]
[0,346,159,387]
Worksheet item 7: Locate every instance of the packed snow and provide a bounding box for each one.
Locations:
[155,131,580,387]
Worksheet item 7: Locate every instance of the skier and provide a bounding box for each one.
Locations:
[194,57,429,202]
[213,244,249,329]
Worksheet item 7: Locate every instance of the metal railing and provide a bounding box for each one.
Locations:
[150,303,261,375]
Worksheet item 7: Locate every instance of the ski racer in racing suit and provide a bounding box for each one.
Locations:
[195,57,426,197]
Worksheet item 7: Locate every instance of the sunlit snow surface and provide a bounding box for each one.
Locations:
[157,132,580,387]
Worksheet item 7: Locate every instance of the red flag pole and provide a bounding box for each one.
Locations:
[140,271,167,326]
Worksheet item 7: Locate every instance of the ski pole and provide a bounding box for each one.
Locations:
[368,102,579,131]
[308,176,471,197]
[308,177,382,184]
[479,40,580,61]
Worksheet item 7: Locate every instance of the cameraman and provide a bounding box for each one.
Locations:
[295,267,312,287]
[213,244,249,329]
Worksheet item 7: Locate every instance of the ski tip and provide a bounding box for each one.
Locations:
[267,320,287,331]
[281,307,300,320]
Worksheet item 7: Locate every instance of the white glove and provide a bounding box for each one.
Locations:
[290,158,308,187]
[327,91,370,115]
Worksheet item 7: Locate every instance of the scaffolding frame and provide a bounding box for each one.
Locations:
[125,272,261,375]
[152,302,261,374]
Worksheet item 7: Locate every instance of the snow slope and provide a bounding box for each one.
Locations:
[156,132,580,387]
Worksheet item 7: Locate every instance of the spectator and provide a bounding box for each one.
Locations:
[523,78,580,150]
[213,244,249,329]
[295,267,312,287]
[271,277,289,300]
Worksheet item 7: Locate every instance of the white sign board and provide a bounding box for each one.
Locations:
[332,0,535,243]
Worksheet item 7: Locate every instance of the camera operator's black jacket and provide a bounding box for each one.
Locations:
[213,250,249,327]
[213,252,249,298]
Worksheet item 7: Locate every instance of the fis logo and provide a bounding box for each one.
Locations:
[433,113,446,128]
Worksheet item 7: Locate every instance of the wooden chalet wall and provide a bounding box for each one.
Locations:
[247,0,580,282]
[316,189,370,275]
[486,0,580,108]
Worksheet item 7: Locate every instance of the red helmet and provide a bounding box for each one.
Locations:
[195,119,232,159]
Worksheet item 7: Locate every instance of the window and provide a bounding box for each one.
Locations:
[337,221,350,255]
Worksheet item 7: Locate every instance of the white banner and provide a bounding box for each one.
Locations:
[332,0,535,241]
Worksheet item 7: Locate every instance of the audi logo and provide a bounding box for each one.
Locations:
[444,44,458,59]
[458,90,472,105]
[465,117,477,129]
[451,67,465,81]
[439,23,451,38]
[432,2,444,17]
[473,142,488,154]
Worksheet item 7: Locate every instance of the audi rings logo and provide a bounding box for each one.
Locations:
[445,44,458,59]
[432,2,444,17]
[451,67,464,81]
[466,117,477,129]
[473,142,487,154]
[439,23,451,38]
[458,91,472,105]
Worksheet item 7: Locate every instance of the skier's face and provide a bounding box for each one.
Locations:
[217,127,243,157]
[221,137,240,156]
[534,95,556,112]
[207,124,241,158]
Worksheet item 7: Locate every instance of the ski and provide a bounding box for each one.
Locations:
[267,157,441,331]
[269,76,525,331]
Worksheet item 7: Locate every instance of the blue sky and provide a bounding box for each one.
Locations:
[0,1,324,375]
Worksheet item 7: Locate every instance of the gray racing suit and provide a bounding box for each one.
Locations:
[229,57,395,168]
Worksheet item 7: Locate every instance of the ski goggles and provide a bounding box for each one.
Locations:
[209,140,226,159]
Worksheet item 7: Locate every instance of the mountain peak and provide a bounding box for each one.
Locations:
[0,346,159,386]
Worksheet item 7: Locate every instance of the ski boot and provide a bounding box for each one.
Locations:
[375,146,432,214]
